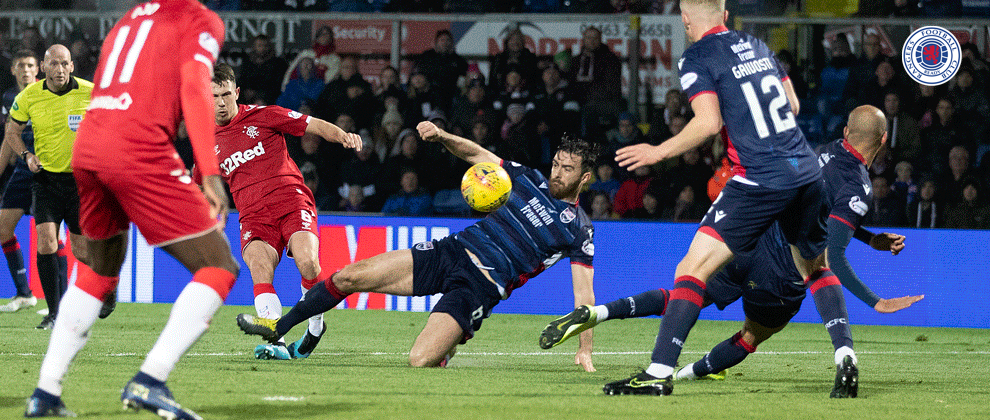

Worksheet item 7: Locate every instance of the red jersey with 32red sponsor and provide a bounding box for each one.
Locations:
[73,0,223,173]
[214,104,314,216]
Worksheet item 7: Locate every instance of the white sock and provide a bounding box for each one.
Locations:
[835,345,857,365]
[645,363,674,379]
[37,287,102,396]
[140,282,222,382]
[254,291,283,320]
[301,284,325,337]
[675,363,698,380]
[592,305,609,322]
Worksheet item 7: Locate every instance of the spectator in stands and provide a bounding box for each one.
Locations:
[921,98,973,175]
[277,53,325,111]
[589,191,619,220]
[776,49,808,100]
[613,165,653,217]
[340,185,367,212]
[881,91,921,173]
[937,146,976,205]
[948,66,990,156]
[205,0,242,11]
[238,34,288,105]
[920,0,962,17]
[530,63,580,135]
[316,55,372,125]
[606,112,646,160]
[404,71,441,126]
[291,131,339,201]
[587,163,622,201]
[944,180,990,229]
[663,185,708,222]
[329,0,388,12]
[300,162,332,210]
[450,78,492,137]
[655,146,712,209]
[892,160,918,206]
[415,29,467,112]
[372,108,404,162]
[818,33,857,139]
[469,118,501,157]
[285,25,339,87]
[383,129,430,195]
[499,103,537,167]
[490,29,539,99]
[491,67,532,115]
[843,33,889,110]
[67,33,96,81]
[381,169,433,216]
[648,89,688,143]
[629,190,663,220]
[375,65,405,101]
[864,176,907,227]
[18,26,45,62]
[571,26,623,139]
[961,43,990,92]
[908,179,941,228]
[848,58,904,112]
[0,32,13,93]
[339,139,382,211]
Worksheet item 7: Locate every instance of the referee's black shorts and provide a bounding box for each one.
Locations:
[32,170,81,235]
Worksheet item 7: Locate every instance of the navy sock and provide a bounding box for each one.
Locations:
[132,371,166,388]
[2,237,31,297]
[276,276,348,337]
[693,331,756,376]
[808,269,853,350]
[604,289,669,319]
[650,276,705,368]
[37,253,60,315]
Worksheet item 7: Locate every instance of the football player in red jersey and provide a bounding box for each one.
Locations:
[27,1,239,418]
[208,63,361,360]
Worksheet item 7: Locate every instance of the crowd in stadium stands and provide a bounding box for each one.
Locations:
[1,2,989,228]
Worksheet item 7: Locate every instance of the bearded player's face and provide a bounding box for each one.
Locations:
[549,151,586,200]
[212,80,239,125]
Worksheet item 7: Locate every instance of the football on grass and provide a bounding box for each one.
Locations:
[461,162,512,212]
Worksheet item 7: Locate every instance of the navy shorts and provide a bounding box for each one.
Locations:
[411,235,503,342]
[1,168,33,213]
[699,177,828,260]
[32,170,81,235]
[705,223,806,329]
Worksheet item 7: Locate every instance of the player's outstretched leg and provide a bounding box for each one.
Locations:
[831,355,859,398]
[121,373,202,420]
[540,289,671,349]
[675,331,756,381]
[237,275,349,345]
[25,388,76,418]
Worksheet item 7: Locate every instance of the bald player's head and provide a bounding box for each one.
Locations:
[42,44,74,92]
[844,105,887,148]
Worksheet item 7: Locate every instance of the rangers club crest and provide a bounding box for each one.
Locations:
[243,125,260,139]
[901,26,960,86]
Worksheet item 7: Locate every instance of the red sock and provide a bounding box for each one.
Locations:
[192,267,237,301]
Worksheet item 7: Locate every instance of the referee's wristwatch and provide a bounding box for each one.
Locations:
[19,150,30,160]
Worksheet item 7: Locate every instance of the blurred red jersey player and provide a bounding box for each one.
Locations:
[27,1,241,419]
[203,63,361,361]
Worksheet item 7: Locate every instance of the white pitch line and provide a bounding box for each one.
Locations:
[3,350,989,357]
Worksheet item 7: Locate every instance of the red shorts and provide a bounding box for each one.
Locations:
[238,204,317,258]
[74,168,218,247]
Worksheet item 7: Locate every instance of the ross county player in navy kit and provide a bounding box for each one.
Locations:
[610,0,832,395]
[544,106,924,397]
[237,120,600,371]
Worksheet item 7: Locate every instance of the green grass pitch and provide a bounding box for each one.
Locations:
[1,302,987,419]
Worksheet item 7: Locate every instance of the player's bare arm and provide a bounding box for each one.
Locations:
[782,78,800,115]
[616,93,722,171]
[305,117,362,151]
[416,120,500,166]
[2,117,39,172]
[570,263,596,372]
